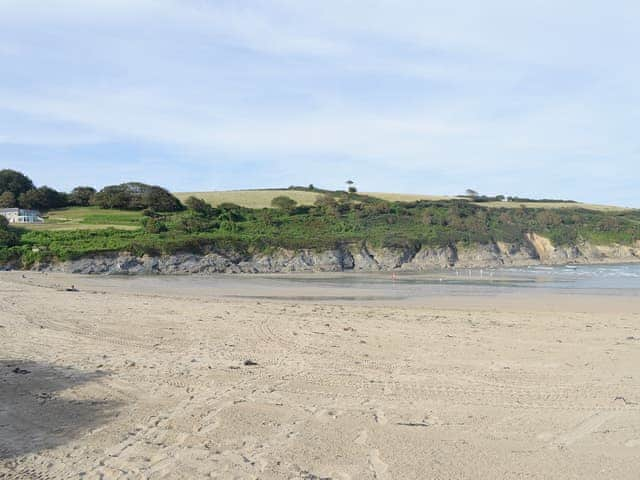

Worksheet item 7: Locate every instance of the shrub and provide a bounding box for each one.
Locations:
[0,216,18,247]
[185,196,216,216]
[271,196,297,211]
[142,217,168,233]
[218,202,242,210]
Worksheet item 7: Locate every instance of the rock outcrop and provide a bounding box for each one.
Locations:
[25,234,640,275]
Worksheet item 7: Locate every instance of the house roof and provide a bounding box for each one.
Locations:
[0,208,41,215]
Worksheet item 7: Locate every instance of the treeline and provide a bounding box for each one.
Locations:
[461,194,577,204]
[0,169,183,212]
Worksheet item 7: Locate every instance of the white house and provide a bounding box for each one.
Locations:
[0,208,44,224]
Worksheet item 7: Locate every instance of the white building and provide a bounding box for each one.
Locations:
[0,208,44,224]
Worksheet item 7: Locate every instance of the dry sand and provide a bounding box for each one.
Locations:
[1,271,640,479]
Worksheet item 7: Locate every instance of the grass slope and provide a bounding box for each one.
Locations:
[175,190,323,209]
[22,207,142,231]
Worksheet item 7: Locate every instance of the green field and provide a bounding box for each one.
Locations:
[23,207,142,231]
[177,190,628,212]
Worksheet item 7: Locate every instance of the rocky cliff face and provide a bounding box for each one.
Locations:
[26,235,640,275]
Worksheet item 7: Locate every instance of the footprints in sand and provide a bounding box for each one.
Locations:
[368,449,389,479]
[373,409,388,425]
[355,429,368,445]
[352,411,390,478]
[549,411,618,448]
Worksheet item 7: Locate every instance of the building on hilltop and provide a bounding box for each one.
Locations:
[0,208,44,224]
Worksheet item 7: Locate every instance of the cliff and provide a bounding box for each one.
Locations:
[23,235,640,274]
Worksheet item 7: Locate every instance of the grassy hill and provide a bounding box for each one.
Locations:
[177,189,628,212]
[175,190,323,209]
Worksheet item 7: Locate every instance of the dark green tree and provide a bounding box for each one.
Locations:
[0,169,35,198]
[18,186,67,210]
[94,183,183,211]
[142,186,183,212]
[69,186,96,206]
[94,185,131,209]
[0,191,16,208]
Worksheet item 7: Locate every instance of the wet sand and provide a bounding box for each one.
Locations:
[1,271,640,479]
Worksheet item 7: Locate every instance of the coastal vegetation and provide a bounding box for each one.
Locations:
[1,169,639,267]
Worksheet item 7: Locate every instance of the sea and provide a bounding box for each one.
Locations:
[73,263,640,302]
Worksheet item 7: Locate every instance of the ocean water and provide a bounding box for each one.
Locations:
[493,264,640,290]
[256,264,640,300]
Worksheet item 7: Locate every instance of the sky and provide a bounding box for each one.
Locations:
[0,1,639,206]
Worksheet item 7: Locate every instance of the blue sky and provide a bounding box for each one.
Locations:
[0,1,639,205]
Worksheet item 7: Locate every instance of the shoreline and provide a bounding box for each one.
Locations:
[4,267,640,313]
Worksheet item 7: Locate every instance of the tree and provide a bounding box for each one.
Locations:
[94,183,183,211]
[94,185,131,209]
[142,186,183,212]
[0,191,16,208]
[0,169,35,198]
[18,186,67,210]
[348,186,357,193]
[17,189,41,209]
[69,186,96,206]
[271,195,297,211]
[465,189,479,198]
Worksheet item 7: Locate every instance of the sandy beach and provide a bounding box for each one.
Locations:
[1,271,640,479]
